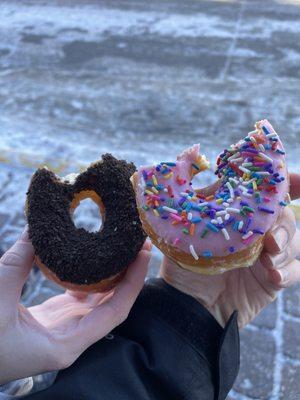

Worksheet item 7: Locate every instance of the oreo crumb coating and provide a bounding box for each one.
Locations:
[26,154,146,285]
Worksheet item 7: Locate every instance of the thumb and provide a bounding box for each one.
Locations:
[289,173,300,200]
[0,226,34,306]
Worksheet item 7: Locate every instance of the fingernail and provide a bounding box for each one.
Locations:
[269,269,283,285]
[261,252,273,269]
[273,227,288,252]
[20,225,29,241]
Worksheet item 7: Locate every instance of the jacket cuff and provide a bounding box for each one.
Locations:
[136,278,239,400]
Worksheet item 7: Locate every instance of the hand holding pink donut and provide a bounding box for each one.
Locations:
[160,173,300,329]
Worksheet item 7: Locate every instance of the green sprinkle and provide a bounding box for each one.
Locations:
[243,206,255,213]
[142,205,149,211]
[200,228,209,238]
[182,228,189,235]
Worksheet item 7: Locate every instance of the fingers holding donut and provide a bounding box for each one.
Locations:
[260,173,300,290]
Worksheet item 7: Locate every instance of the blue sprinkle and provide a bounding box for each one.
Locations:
[262,125,271,135]
[276,149,285,155]
[203,251,213,258]
[229,246,235,253]
[161,162,176,166]
[185,203,192,212]
[206,222,219,232]
[142,171,148,180]
[253,229,264,235]
[258,206,274,214]
[191,217,202,223]
[224,216,235,226]
[240,201,249,207]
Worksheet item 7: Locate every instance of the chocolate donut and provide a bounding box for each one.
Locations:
[26,154,146,292]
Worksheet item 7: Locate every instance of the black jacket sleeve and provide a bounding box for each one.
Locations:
[24,278,239,400]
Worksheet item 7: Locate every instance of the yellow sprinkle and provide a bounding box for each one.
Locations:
[216,198,223,204]
[145,190,153,195]
[151,186,159,194]
[163,172,173,180]
[206,195,214,201]
[252,180,257,190]
[153,209,160,217]
[237,196,241,201]
[152,175,158,186]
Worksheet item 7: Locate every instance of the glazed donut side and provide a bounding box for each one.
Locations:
[26,154,146,292]
[132,174,264,274]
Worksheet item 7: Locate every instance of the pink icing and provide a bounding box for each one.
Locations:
[135,120,289,260]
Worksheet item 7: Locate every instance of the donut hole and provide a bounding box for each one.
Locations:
[71,191,104,233]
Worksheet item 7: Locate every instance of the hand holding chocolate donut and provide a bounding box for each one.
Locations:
[0,228,151,385]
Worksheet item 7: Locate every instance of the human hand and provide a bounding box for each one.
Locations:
[160,173,300,329]
[0,230,151,385]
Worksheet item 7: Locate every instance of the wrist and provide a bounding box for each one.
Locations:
[160,257,227,327]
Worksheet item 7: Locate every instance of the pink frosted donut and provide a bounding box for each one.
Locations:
[133,120,290,274]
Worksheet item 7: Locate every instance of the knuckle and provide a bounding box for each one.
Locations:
[0,252,24,268]
[108,302,129,325]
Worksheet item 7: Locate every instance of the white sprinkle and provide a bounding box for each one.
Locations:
[250,136,257,143]
[199,202,208,207]
[217,216,223,224]
[228,152,241,162]
[258,152,273,163]
[239,177,244,183]
[180,192,190,197]
[211,219,218,224]
[187,212,193,221]
[242,192,252,198]
[255,171,270,176]
[258,144,265,152]
[189,244,199,260]
[229,177,239,185]
[227,198,233,203]
[266,133,278,139]
[164,188,168,192]
[230,157,243,163]
[226,182,234,198]
[242,231,254,240]
[216,210,227,216]
[162,206,178,214]
[239,166,251,174]
[239,185,248,192]
[238,221,244,231]
[222,228,230,241]
[223,202,230,207]
[248,129,259,135]
[226,207,241,214]
[225,213,230,221]
[242,162,253,167]
[242,178,254,185]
